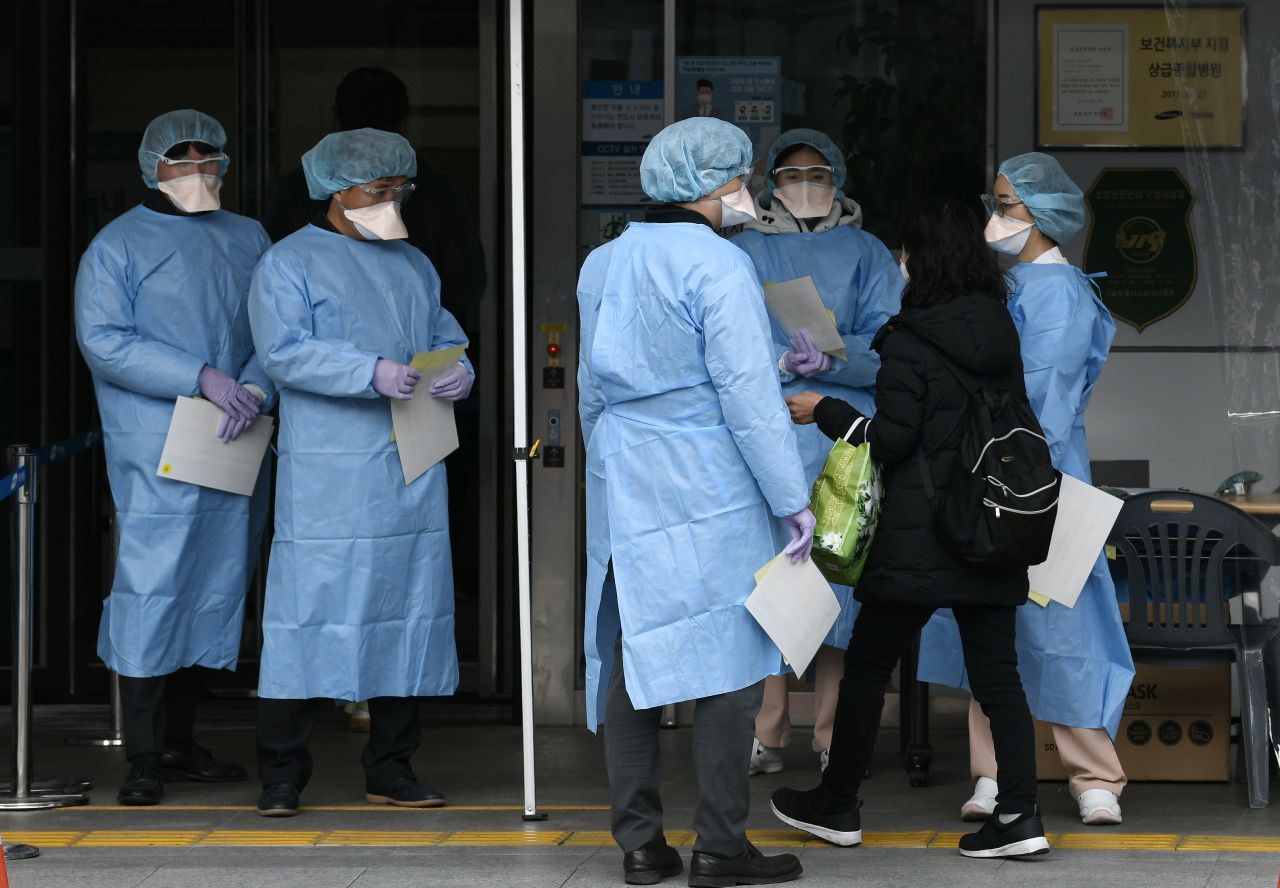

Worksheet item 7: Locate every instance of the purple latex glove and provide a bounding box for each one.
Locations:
[781,330,832,377]
[430,363,473,401]
[373,358,422,400]
[782,507,817,563]
[199,364,260,427]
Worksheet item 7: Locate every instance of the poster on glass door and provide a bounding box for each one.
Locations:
[581,80,664,206]
[676,57,782,163]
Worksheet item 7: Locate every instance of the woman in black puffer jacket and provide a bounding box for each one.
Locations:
[770,199,1048,861]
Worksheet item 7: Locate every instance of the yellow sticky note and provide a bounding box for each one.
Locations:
[1028,590,1051,607]
[754,555,782,585]
[390,344,469,442]
[1105,545,1117,560]
[161,464,172,475]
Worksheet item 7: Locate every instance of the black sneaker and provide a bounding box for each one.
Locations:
[958,806,1050,859]
[622,837,682,885]
[365,775,446,808]
[256,782,300,817]
[688,842,801,887]
[769,786,861,847]
[117,756,164,806]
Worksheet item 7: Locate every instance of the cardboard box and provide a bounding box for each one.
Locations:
[1035,661,1231,782]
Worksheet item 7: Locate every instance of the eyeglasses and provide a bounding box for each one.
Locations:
[773,165,834,187]
[359,181,416,202]
[150,151,227,168]
[981,193,1024,217]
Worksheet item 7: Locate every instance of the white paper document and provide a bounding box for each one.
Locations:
[389,345,466,485]
[156,397,273,497]
[1027,475,1125,608]
[762,276,847,359]
[746,553,842,677]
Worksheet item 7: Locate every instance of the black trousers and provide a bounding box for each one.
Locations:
[119,667,205,761]
[256,696,421,793]
[821,601,1038,815]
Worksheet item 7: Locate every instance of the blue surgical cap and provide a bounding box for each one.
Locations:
[301,128,418,199]
[764,128,848,201]
[137,109,230,189]
[998,152,1086,246]
[640,118,753,203]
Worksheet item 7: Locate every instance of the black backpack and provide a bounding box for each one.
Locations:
[909,333,1061,572]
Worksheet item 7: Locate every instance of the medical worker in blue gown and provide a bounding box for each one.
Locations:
[75,109,273,806]
[248,128,473,817]
[918,152,1134,826]
[578,117,816,888]
[732,129,902,776]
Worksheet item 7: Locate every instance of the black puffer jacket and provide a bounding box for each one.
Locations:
[814,295,1031,608]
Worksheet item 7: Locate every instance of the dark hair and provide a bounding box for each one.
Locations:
[334,67,410,132]
[696,79,714,91]
[163,141,215,159]
[900,199,1008,310]
[773,142,821,172]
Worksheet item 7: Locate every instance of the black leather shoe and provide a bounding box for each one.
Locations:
[117,757,164,806]
[623,838,683,885]
[688,842,801,887]
[162,743,248,783]
[365,775,446,808]
[256,783,300,817]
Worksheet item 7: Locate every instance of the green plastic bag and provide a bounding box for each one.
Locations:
[809,438,883,587]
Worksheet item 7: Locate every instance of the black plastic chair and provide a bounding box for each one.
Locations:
[1107,492,1280,807]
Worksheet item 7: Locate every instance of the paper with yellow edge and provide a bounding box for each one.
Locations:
[762,276,848,361]
[746,553,841,677]
[1027,590,1051,608]
[156,396,273,496]
[389,345,466,485]
[1026,475,1124,608]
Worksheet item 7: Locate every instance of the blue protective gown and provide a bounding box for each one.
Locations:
[918,259,1135,736]
[248,223,471,701]
[732,224,902,650]
[74,204,275,678]
[578,221,810,731]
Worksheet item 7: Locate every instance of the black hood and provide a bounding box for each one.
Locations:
[873,295,1021,377]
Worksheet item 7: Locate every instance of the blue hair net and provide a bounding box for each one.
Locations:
[137,109,230,189]
[764,128,847,201]
[301,128,418,199]
[998,152,1086,246]
[640,118,753,203]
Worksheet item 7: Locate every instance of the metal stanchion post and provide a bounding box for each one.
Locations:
[0,445,88,810]
[65,672,124,747]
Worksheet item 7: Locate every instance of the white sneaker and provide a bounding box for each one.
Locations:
[819,748,830,772]
[960,777,999,821]
[1078,789,1123,825]
[749,738,784,776]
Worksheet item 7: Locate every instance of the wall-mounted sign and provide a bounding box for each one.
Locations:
[581,81,663,206]
[1037,6,1244,149]
[675,57,781,162]
[1084,167,1197,332]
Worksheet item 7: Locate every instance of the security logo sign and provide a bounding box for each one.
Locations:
[1084,168,1197,332]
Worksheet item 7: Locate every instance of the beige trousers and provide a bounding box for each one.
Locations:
[754,644,845,752]
[969,697,1127,799]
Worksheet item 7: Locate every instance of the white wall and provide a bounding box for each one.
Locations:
[996,0,1280,491]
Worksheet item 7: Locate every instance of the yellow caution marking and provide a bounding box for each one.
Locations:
[562,831,614,846]
[928,832,966,848]
[862,831,938,848]
[0,832,84,847]
[440,831,571,846]
[746,829,819,847]
[201,831,323,846]
[76,830,205,847]
[1054,833,1181,851]
[1179,835,1280,853]
[319,831,448,847]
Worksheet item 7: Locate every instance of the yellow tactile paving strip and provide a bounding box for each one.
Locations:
[3,828,1279,852]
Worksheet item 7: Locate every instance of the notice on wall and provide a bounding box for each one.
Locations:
[581,81,663,207]
[675,57,781,163]
[1084,167,1197,332]
[1037,7,1244,148]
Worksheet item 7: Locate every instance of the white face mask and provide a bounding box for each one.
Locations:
[343,200,408,241]
[157,174,222,213]
[773,182,836,221]
[717,183,757,228]
[984,214,1034,255]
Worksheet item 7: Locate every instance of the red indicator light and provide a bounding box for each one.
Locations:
[547,343,560,357]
